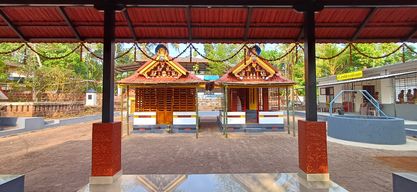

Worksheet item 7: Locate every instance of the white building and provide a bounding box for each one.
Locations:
[85,89,98,107]
[318,60,417,121]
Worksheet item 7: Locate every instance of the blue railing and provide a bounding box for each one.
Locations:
[329,90,387,117]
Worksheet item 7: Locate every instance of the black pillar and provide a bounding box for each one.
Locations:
[102,5,116,123]
[295,2,323,122]
[303,9,317,121]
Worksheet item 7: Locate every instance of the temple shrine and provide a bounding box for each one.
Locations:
[216,46,295,133]
[118,45,204,133]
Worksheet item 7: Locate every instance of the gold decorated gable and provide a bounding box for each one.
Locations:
[231,55,277,81]
[137,47,187,79]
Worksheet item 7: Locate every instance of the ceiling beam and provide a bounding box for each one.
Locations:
[186,6,192,41]
[351,7,377,41]
[57,6,82,41]
[1,0,417,7]
[6,22,415,28]
[0,9,27,41]
[122,8,137,41]
[1,37,415,43]
[243,7,253,41]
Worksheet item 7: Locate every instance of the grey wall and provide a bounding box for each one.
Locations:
[383,104,417,121]
[328,115,406,145]
[0,117,43,129]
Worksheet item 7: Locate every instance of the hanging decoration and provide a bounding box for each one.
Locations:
[191,44,246,63]
[350,43,404,59]
[0,44,25,55]
[250,44,298,62]
[134,43,191,62]
[0,42,416,63]
[315,44,350,60]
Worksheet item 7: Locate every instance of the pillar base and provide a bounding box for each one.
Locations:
[91,122,122,182]
[298,120,328,176]
[89,170,123,184]
[298,171,330,182]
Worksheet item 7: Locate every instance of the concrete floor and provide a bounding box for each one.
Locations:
[0,120,416,192]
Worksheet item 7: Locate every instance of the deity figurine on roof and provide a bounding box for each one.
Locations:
[247,45,261,56]
[155,44,169,61]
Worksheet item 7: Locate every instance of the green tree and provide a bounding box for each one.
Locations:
[204,44,245,75]
[316,44,350,77]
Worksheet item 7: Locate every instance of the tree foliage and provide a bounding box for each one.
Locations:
[204,44,245,75]
[0,42,416,99]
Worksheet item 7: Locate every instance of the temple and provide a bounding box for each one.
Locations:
[118,45,204,133]
[216,46,295,133]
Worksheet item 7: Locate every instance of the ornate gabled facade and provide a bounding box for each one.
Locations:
[218,46,294,86]
[216,46,295,132]
[137,47,187,79]
[117,45,203,131]
[118,45,202,86]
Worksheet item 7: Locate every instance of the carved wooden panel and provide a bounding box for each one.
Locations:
[135,88,196,113]
[235,62,271,80]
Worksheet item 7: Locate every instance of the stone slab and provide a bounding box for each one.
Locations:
[78,173,347,192]
[0,175,24,192]
[393,172,417,192]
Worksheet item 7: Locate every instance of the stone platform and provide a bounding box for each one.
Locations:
[0,175,24,192]
[78,173,347,192]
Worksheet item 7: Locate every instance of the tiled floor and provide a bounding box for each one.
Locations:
[0,120,416,192]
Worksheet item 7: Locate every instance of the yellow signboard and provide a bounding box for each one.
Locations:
[336,71,363,81]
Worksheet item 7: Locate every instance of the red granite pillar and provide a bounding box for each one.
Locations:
[90,122,122,183]
[298,120,329,181]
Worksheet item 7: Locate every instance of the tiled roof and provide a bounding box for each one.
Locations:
[0,6,416,43]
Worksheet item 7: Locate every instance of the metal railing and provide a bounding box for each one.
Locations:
[329,90,387,117]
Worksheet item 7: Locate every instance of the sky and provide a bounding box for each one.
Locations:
[122,42,417,60]
[167,43,277,58]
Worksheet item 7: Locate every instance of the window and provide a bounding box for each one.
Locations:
[321,87,334,95]
[320,88,326,95]
[395,73,417,103]
[88,95,92,100]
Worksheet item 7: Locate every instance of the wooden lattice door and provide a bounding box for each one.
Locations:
[136,87,196,125]
[156,88,173,124]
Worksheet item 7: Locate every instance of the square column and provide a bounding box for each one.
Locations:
[90,122,122,184]
[295,2,328,181]
[298,120,328,181]
[90,2,124,184]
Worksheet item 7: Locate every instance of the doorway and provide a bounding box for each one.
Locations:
[362,85,375,101]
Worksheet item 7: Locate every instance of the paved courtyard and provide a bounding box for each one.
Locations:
[0,120,416,192]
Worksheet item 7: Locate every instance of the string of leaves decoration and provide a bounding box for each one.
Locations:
[114,44,135,59]
[191,44,247,63]
[404,43,417,55]
[247,44,298,62]
[81,43,136,60]
[350,43,404,59]
[134,43,192,62]
[24,43,82,60]
[1,42,416,62]
[315,44,351,60]
[0,44,25,55]
[298,44,349,60]
[81,43,103,60]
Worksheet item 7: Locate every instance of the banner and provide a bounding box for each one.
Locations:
[336,71,363,81]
